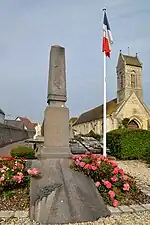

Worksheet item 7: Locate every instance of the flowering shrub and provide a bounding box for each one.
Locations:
[71,152,137,207]
[0,156,40,191]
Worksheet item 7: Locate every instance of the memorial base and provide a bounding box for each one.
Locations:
[30,158,110,224]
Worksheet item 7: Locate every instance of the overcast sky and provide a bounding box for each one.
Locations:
[0,0,150,122]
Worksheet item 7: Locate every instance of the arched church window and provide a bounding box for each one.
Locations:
[128,120,139,129]
[131,71,136,88]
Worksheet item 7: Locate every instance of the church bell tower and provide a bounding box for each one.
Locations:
[116,50,143,104]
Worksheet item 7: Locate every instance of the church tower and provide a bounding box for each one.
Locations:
[116,51,143,104]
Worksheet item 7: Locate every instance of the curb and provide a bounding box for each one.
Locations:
[107,203,150,215]
[0,210,28,218]
[0,205,150,218]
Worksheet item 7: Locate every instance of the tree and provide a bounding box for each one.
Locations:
[122,118,130,128]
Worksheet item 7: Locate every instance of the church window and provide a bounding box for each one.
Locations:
[131,71,136,88]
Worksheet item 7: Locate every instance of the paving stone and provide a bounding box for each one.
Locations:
[14,210,29,218]
[129,204,145,212]
[107,206,122,215]
[118,205,134,213]
[0,211,14,217]
[142,204,150,211]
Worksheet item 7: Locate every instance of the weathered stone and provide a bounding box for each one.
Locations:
[30,45,110,224]
[107,206,122,215]
[47,45,67,104]
[30,159,110,224]
[129,204,145,212]
[14,211,29,218]
[0,211,14,217]
[118,205,134,213]
[142,204,150,211]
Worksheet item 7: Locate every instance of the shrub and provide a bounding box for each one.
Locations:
[10,146,35,159]
[71,152,137,207]
[106,128,150,159]
[122,118,130,128]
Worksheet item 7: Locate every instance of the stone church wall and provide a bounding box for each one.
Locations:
[0,123,35,147]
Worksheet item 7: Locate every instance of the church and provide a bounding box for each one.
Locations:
[73,51,150,135]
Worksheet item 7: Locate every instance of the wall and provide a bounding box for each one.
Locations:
[0,123,35,147]
[0,114,5,124]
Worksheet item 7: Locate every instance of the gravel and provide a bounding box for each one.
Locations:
[117,160,150,193]
[0,212,150,225]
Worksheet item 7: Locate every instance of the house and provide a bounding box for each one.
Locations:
[0,108,5,124]
[4,119,24,129]
[15,117,37,131]
[73,51,150,135]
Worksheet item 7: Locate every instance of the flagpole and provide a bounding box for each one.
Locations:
[103,8,107,157]
[103,51,107,157]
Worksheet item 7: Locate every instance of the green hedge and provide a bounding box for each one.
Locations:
[106,128,150,160]
[10,146,35,159]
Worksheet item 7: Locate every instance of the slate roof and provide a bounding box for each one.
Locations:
[123,55,142,67]
[73,98,117,126]
[0,109,5,115]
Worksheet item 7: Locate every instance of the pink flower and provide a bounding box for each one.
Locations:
[79,162,86,167]
[111,176,118,182]
[122,175,128,181]
[27,168,40,175]
[84,164,90,169]
[123,183,130,191]
[95,181,101,187]
[108,190,115,199]
[91,165,97,171]
[102,180,112,189]
[0,169,5,173]
[96,162,100,167]
[0,176,5,181]
[75,161,80,166]
[100,155,105,161]
[113,199,118,207]
[109,161,117,167]
[119,168,124,175]
[113,167,119,174]
[72,155,76,160]
[13,172,24,183]
[17,172,24,177]
[92,154,98,160]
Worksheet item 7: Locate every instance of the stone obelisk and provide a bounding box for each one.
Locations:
[30,45,110,224]
[39,45,71,158]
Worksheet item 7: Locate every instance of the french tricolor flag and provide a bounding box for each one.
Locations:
[102,10,113,58]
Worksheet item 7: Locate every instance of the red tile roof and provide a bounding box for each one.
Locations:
[15,117,36,130]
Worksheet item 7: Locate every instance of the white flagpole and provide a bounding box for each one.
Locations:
[103,51,107,157]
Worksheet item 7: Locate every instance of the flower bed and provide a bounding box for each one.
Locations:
[0,156,40,210]
[71,152,150,207]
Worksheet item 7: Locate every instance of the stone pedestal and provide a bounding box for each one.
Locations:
[30,159,110,224]
[30,45,110,224]
[39,105,71,158]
